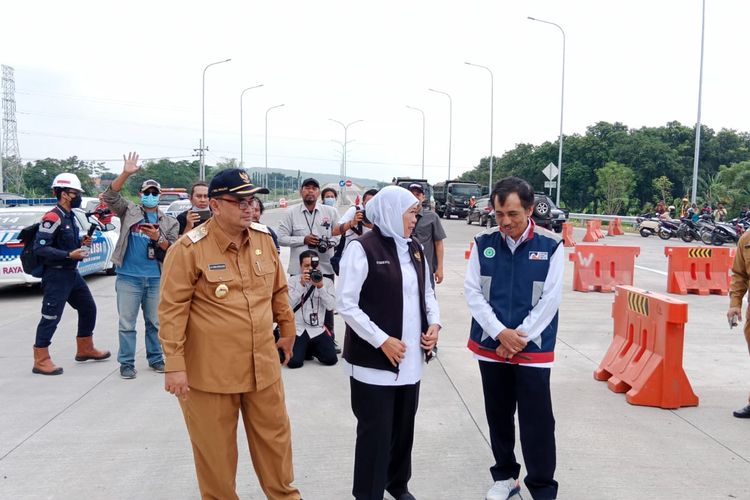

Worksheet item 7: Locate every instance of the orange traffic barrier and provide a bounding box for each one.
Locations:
[582,221,599,242]
[569,244,640,292]
[593,220,605,239]
[664,246,731,295]
[593,285,698,409]
[607,217,625,236]
[562,222,576,247]
[464,241,475,260]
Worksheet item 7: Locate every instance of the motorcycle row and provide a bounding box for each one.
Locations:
[636,213,747,246]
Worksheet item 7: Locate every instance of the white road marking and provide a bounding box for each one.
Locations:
[635,264,668,276]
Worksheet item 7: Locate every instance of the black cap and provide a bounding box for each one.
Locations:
[208,169,270,198]
[300,178,320,188]
[408,183,424,193]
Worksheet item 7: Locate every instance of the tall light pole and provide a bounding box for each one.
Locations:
[406,105,426,178]
[240,84,263,169]
[328,119,363,180]
[265,104,285,191]
[200,58,231,181]
[428,88,452,180]
[465,62,494,191]
[528,16,566,206]
[691,0,706,204]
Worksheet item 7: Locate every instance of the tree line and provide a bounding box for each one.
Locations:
[458,121,750,216]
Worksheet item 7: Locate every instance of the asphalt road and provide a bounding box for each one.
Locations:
[1,209,749,499]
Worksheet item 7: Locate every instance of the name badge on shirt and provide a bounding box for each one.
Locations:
[208,263,227,270]
[529,251,548,261]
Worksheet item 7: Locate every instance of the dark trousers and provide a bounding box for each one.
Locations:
[323,273,335,339]
[478,361,558,500]
[35,268,97,348]
[287,330,338,368]
[350,377,420,500]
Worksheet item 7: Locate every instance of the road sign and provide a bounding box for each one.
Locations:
[345,179,353,187]
[544,180,557,188]
[542,162,559,181]
[338,180,345,187]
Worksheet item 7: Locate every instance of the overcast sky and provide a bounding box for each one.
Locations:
[3,0,748,184]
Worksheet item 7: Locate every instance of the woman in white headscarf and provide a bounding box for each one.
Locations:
[337,185,441,500]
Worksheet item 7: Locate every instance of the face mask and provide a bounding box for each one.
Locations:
[69,195,82,209]
[141,193,160,208]
[323,198,336,206]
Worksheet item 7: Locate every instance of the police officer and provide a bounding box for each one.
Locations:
[32,173,110,375]
[159,169,301,499]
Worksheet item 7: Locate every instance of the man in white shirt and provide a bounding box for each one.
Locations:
[464,176,563,500]
[286,251,337,368]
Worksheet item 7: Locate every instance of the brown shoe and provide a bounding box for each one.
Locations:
[32,346,63,375]
[75,336,111,362]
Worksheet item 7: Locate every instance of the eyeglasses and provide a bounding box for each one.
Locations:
[216,197,254,210]
[143,190,160,196]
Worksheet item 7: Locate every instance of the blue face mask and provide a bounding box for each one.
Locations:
[141,193,160,208]
[323,198,336,206]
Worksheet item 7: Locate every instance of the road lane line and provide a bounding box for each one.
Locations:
[635,265,668,276]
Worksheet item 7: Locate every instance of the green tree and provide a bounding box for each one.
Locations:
[715,160,750,215]
[125,158,199,194]
[22,157,103,196]
[595,161,635,214]
[652,175,673,203]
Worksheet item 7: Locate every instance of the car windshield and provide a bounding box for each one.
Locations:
[0,212,43,231]
[167,200,191,212]
[451,184,481,197]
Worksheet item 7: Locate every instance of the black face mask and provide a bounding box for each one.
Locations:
[69,194,82,209]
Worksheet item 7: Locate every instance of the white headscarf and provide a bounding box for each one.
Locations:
[365,185,419,253]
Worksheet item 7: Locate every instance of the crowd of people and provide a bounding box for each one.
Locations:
[28,152,750,499]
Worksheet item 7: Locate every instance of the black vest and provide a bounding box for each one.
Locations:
[343,226,429,373]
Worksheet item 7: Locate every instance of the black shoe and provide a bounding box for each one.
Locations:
[387,491,416,500]
[149,361,165,373]
[733,404,750,418]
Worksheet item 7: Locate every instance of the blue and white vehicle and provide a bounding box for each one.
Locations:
[0,204,118,286]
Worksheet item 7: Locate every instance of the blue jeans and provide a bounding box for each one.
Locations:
[115,273,163,367]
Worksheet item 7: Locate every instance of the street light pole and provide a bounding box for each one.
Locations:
[265,104,285,191]
[406,105,425,179]
[329,118,363,181]
[691,0,706,204]
[428,88,452,180]
[528,16,566,206]
[200,58,231,181]
[465,62,494,191]
[239,84,263,169]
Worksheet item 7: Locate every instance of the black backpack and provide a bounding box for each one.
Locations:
[18,222,44,278]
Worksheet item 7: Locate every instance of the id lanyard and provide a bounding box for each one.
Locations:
[303,209,318,235]
[302,287,320,327]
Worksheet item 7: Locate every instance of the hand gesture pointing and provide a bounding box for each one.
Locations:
[122,152,140,175]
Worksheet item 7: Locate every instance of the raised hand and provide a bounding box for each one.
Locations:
[122,152,140,175]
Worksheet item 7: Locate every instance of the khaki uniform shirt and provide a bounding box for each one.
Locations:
[158,218,295,394]
[730,230,750,309]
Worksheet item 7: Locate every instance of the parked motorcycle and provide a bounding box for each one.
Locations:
[676,217,701,243]
[636,213,660,237]
[657,218,680,240]
[708,221,739,246]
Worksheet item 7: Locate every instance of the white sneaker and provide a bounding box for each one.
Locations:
[485,478,521,500]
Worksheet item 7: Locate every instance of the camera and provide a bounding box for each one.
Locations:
[309,255,323,283]
[309,236,335,254]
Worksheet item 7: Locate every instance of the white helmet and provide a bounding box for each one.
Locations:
[51,173,84,193]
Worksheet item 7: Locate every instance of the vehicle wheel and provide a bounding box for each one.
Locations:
[554,225,563,233]
[105,265,117,276]
[437,211,444,218]
[680,232,694,243]
[711,233,725,246]
[534,200,550,218]
[639,228,651,238]
[658,228,672,240]
[700,229,713,245]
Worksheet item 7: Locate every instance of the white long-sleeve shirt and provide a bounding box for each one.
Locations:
[287,276,336,338]
[464,222,564,368]
[337,240,440,386]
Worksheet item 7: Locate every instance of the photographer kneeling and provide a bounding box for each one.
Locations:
[287,250,337,368]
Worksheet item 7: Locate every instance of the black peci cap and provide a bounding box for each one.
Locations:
[208,169,270,198]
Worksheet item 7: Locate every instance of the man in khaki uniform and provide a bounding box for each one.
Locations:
[158,168,301,499]
[728,229,750,419]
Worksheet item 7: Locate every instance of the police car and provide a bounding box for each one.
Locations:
[0,202,118,286]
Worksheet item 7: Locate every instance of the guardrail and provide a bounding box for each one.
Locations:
[568,213,639,226]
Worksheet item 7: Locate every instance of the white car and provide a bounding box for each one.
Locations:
[0,205,119,286]
[165,199,192,218]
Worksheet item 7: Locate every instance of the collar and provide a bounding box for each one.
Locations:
[299,203,320,214]
[55,204,71,216]
[501,218,535,245]
[210,219,250,253]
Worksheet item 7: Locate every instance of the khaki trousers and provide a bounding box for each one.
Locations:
[179,378,300,500]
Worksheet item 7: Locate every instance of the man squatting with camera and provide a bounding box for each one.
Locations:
[286,250,337,368]
[277,177,339,342]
